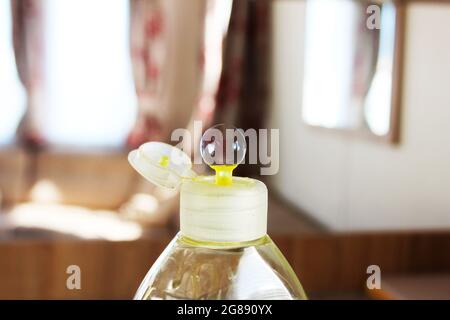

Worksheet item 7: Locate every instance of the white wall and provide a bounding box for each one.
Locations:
[270,1,450,231]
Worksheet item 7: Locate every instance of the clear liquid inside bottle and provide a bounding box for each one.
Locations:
[134,233,307,300]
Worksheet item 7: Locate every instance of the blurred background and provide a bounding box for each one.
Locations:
[0,0,449,299]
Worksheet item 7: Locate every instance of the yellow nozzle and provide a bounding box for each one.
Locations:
[210,165,238,186]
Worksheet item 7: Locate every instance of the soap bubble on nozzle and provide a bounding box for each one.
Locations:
[200,124,247,166]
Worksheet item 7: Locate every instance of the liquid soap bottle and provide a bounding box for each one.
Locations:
[128,125,307,300]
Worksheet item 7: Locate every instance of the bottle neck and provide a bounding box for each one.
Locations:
[178,233,270,249]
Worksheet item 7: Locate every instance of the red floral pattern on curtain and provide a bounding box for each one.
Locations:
[11,0,46,148]
[128,0,165,147]
[129,0,223,148]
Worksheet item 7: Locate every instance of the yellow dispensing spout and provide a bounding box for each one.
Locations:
[210,164,238,186]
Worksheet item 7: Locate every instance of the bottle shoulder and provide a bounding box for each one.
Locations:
[134,234,307,300]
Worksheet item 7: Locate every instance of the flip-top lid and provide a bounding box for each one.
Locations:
[128,142,196,189]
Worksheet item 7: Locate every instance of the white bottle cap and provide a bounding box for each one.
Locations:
[128,142,268,243]
[180,176,267,243]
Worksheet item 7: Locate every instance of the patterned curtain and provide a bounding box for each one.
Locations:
[128,0,233,149]
[11,0,46,149]
[9,0,270,154]
[214,0,272,175]
[129,0,206,148]
[126,0,233,225]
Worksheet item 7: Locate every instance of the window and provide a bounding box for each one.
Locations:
[44,0,137,148]
[0,0,138,148]
[302,0,398,139]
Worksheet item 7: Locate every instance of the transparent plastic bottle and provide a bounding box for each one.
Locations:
[128,126,307,300]
[134,234,306,300]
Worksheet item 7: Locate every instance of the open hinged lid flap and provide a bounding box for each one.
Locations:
[128,142,196,189]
